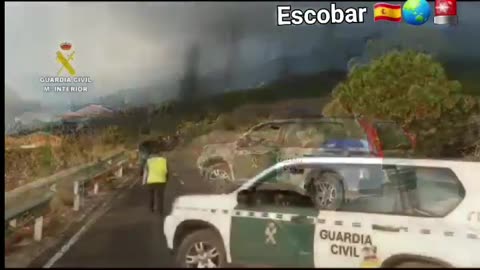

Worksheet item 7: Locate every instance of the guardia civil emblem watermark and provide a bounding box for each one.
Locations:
[265,222,277,245]
[39,42,93,93]
[57,42,76,76]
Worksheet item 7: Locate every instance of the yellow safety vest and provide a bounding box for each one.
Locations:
[360,258,381,268]
[147,157,168,184]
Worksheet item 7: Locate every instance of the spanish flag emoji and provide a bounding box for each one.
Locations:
[374,2,402,22]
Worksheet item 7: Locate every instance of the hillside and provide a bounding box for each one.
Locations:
[91,48,480,114]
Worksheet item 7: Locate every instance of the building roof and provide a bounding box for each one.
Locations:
[61,104,113,120]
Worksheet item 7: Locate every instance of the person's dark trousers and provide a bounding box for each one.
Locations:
[148,183,165,214]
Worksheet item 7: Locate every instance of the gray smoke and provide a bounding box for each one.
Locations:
[6,2,480,109]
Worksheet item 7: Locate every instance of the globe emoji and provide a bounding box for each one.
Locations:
[402,0,431,25]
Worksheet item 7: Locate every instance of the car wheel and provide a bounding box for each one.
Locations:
[205,163,232,193]
[308,172,344,210]
[175,229,227,268]
[393,261,443,268]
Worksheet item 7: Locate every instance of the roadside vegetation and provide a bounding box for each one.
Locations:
[5,131,125,191]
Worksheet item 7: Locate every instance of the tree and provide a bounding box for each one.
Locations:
[324,50,479,157]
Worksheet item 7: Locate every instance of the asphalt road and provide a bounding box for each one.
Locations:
[29,151,213,268]
[48,183,174,268]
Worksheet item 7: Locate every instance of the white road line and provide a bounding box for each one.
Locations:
[43,176,138,268]
[43,200,111,268]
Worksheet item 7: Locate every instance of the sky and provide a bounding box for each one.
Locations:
[5,2,480,109]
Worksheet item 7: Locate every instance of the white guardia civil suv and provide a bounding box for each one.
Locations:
[164,157,480,268]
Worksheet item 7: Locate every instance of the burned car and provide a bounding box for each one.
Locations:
[197,117,415,193]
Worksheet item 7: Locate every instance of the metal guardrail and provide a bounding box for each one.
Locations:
[5,192,55,222]
[4,151,130,242]
[5,152,127,204]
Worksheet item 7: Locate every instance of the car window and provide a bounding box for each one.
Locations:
[282,122,349,148]
[375,122,411,150]
[240,166,316,211]
[281,123,304,147]
[335,164,465,217]
[283,121,365,148]
[252,166,306,192]
[331,164,407,215]
[245,123,282,145]
[400,166,465,217]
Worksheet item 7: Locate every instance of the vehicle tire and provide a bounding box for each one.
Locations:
[204,162,232,193]
[307,171,344,210]
[393,261,443,268]
[175,229,227,268]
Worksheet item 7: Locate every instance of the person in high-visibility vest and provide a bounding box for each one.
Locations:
[142,154,168,213]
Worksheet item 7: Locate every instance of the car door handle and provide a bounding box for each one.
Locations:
[291,215,311,224]
[372,224,401,232]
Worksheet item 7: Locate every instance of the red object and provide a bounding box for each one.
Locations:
[60,42,72,50]
[357,118,416,158]
[434,0,458,25]
[358,119,384,157]
[373,3,402,23]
